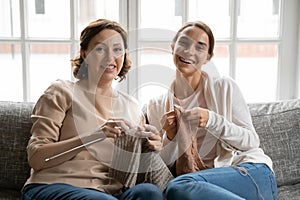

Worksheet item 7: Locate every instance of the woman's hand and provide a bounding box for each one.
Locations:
[160,110,177,140]
[183,107,209,128]
[98,119,164,151]
[133,124,162,151]
[95,118,133,139]
[143,124,163,151]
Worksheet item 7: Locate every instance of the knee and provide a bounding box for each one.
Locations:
[141,183,162,195]
[165,175,199,200]
[168,173,202,185]
[165,181,187,200]
[132,183,163,199]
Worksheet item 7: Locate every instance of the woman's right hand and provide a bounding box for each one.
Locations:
[94,118,133,139]
[160,110,178,140]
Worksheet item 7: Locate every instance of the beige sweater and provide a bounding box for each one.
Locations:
[24,79,143,194]
[146,72,273,171]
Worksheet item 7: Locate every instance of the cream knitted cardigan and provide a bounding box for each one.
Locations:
[146,72,273,171]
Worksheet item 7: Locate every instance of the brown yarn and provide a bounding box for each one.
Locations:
[174,106,207,176]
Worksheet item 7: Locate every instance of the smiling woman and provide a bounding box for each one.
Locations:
[146,20,278,200]
[20,19,167,200]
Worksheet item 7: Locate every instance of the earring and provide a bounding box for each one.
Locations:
[78,62,88,79]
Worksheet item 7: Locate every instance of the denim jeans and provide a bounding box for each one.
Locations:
[21,182,163,200]
[165,162,277,200]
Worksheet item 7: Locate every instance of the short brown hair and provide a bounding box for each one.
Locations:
[71,19,131,81]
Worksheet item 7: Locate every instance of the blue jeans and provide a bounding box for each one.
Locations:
[165,163,277,200]
[21,183,163,200]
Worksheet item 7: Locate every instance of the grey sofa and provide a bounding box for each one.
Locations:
[0,99,299,199]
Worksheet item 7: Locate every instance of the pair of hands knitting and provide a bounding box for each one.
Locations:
[161,105,209,140]
[95,118,163,151]
[161,105,210,176]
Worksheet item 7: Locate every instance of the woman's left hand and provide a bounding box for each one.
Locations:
[183,107,209,128]
[138,124,163,151]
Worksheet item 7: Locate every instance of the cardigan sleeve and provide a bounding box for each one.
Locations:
[205,77,260,151]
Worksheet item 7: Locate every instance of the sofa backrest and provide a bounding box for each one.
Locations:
[1,99,299,191]
[0,101,34,191]
[248,99,300,187]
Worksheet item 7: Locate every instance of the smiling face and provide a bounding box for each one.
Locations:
[82,29,125,85]
[172,26,210,77]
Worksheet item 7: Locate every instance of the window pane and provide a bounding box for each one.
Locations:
[27,0,70,38]
[140,42,173,67]
[136,28,176,42]
[140,0,182,32]
[138,42,176,105]
[213,44,230,77]
[0,43,23,101]
[235,44,278,103]
[237,0,281,38]
[29,43,71,101]
[0,0,20,37]
[77,0,119,35]
[188,0,230,39]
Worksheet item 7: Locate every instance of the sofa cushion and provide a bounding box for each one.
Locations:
[277,183,300,200]
[0,101,34,191]
[248,99,300,187]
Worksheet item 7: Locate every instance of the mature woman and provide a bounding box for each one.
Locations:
[146,21,278,200]
[21,19,164,200]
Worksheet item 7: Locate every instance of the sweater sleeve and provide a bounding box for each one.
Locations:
[205,78,260,151]
[27,80,73,160]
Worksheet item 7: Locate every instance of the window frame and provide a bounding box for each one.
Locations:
[13,0,78,101]
[126,0,299,103]
[0,0,299,102]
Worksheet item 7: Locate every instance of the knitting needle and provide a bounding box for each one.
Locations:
[169,90,174,111]
[44,128,151,162]
[45,122,127,162]
[44,137,105,162]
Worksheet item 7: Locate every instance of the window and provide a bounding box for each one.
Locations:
[186,0,281,103]
[0,0,299,104]
[0,0,119,102]
[132,0,299,105]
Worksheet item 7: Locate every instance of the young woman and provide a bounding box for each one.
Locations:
[21,19,164,200]
[146,21,278,200]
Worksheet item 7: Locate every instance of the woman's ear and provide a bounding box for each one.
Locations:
[207,52,213,61]
[207,54,211,61]
[204,53,213,64]
[170,43,174,54]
